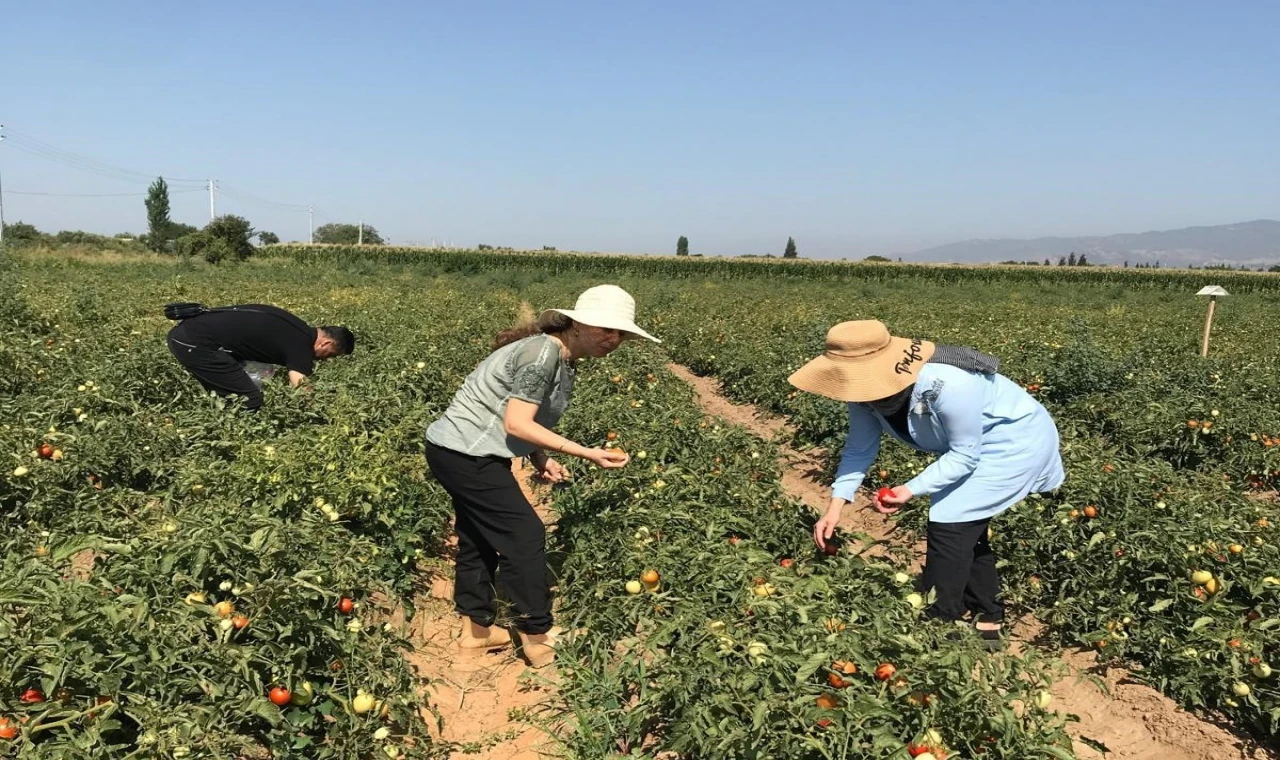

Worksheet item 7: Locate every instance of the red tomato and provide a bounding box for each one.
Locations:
[876,487,895,503]
[338,597,355,614]
[268,686,292,706]
[19,689,44,704]
[779,558,794,569]
[0,717,17,740]
[874,663,896,681]
[37,443,54,459]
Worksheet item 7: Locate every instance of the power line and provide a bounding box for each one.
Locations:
[3,139,207,188]
[7,190,143,197]
[218,184,312,211]
[0,125,320,240]
[6,188,205,197]
[1,127,206,186]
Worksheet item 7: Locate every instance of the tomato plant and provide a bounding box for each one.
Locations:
[647,269,1280,738]
[8,243,1280,757]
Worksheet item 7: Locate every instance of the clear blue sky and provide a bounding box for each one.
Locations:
[2,1,1277,257]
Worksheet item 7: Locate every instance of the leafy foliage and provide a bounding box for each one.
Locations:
[0,257,479,757]
[205,215,256,262]
[646,272,1280,738]
[4,247,1279,758]
[2,221,47,247]
[144,177,171,252]
[314,223,384,246]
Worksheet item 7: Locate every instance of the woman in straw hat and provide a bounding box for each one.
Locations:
[789,320,1063,648]
[425,284,660,668]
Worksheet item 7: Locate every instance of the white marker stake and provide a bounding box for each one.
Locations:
[1196,285,1229,357]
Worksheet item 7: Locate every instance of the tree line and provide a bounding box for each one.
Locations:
[676,235,800,258]
[140,177,388,262]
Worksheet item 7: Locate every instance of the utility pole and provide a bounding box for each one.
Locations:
[308,205,314,244]
[208,179,218,221]
[358,219,363,246]
[0,124,6,247]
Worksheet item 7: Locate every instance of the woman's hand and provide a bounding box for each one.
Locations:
[506,401,630,471]
[873,485,913,515]
[535,457,570,483]
[584,447,630,469]
[813,500,845,550]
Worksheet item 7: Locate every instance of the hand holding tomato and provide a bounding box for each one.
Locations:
[586,447,629,469]
[874,486,913,515]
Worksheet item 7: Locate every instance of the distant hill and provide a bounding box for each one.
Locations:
[906,220,1280,268]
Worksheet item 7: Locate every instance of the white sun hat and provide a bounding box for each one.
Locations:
[541,284,661,343]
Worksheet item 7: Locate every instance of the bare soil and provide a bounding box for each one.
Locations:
[400,461,562,760]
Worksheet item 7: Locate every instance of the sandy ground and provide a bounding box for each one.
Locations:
[402,461,562,760]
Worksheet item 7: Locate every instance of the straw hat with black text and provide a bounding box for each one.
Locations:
[788,320,934,402]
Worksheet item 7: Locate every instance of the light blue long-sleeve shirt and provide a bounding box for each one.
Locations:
[832,362,1065,523]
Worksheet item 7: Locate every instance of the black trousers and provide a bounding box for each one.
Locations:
[425,442,552,634]
[167,325,263,411]
[920,518,1002,623]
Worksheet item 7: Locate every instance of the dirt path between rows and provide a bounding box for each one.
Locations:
[400,462,561,760]
[667,362,1274,760]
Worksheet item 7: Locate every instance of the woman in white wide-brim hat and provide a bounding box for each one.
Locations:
[789,320,1064,649]
[425,285,659,667]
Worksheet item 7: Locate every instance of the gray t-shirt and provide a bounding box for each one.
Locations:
[426,334,575,458]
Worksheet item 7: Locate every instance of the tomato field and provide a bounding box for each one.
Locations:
[2,245,1278,758]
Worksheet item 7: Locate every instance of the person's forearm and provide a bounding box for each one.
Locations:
[505,418,589,459]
